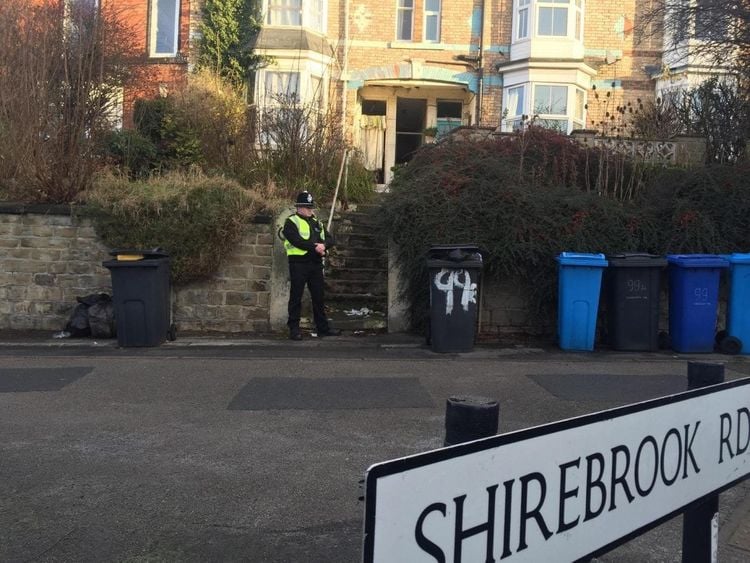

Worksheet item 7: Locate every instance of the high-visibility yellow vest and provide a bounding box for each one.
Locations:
[284,214,325,256]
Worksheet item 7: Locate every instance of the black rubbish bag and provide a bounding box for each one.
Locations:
[88,298,116,339]
[64,293,115,338]
[65,303,91,337]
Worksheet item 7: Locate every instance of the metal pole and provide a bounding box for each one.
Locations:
[682,362,725,563]
[444,396,499,447]
[327,149,348,233]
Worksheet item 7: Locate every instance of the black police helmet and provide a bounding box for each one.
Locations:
[295,191,315,207]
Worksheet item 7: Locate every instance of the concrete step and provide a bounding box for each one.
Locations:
[326,267,387,281]
[326,278,387,296]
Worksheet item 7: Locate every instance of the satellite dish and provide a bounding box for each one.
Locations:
[605,51,618,65]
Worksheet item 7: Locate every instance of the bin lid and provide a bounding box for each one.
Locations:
[103,259,165,269]
[607,253,667,268]
[556,252,608,267]
[728,253,750,265]
[427,244,482,263]
[427,259,483,269]
[667,254,729,268]
[109,247,169,260]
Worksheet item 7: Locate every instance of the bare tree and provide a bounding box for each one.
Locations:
[0,0,141,203]
[643,1,750,79]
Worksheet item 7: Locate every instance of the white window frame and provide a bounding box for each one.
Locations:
[516,0,530,40]
[396,0,414,42]
[574,0,583,40]
[537,0,569,38]
[265,0,302,26]
[149,0,181,58]
[260,70,301,107]
[424,0,441,43]
[264,0,327,32]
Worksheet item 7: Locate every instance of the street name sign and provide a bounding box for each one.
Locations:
[363,378,750,562]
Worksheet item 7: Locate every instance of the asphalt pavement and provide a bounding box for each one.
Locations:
[1,332,750,562]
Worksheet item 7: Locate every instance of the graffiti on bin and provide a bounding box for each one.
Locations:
[433,269,477,315]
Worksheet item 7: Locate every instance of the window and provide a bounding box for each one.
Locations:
[516,0,530,40]
[537,0,568,37]
[265,0,326,31]
[575,88,585,121]
[397,0,414,41]
[310,75,324,111]
[574,0,582,40]
[506,86,526,117]
[150,0,181,57]
[436,100,462,137]
[262,71,301,106]
[534,85,567,114]
[424,0,441,42]
[267,0,302,26]
[305,0,325,31]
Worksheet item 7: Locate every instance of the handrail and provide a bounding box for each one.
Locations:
[327,149,348,233]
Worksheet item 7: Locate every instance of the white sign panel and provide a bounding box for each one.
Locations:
[363,378,750,562]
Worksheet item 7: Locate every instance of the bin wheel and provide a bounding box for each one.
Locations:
[658,331,671,350]
[168,323,177,341]
[720,336,742,355]
[715,330,728,345]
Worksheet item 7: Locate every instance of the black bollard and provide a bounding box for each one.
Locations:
[444,396,499,447]
[682,362,725,563]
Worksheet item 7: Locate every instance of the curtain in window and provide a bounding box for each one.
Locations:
[264,72,300,105]
[507,87,525,116]
[268,0,302,26]
[360,116,386,171]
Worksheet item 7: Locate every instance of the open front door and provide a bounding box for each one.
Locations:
[395,98,426,165]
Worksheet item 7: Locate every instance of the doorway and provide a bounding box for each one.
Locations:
[395,98,426,165]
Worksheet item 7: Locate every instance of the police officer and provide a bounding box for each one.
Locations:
[283,191,341,340]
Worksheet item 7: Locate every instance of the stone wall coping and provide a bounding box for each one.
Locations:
[0,202,273,224]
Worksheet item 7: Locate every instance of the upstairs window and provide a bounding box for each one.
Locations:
[424,0,441,43]
[267,0,302,26]
[397,0,414,41]
[537,0,568,37]
[150,0,181,57]
[265,0,326,32]
[517,0,530,40]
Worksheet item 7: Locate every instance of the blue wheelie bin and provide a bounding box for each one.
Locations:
[556,252,608,351]
[722,253,750,354]
[667,254,729,353]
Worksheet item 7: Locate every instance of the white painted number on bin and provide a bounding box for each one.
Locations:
[434,269,477,315]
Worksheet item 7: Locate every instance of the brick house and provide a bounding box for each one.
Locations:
[111,1,728,180]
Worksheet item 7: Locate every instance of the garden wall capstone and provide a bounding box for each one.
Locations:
[0,206,273,334]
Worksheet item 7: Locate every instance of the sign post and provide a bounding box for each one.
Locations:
[682,362,725,563]
[363,376,750,562]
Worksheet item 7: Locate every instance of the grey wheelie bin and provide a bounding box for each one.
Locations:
[104,249,173,347]
[427,244,483,353]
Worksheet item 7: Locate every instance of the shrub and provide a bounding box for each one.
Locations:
[380,133,750,332]
[133,98,204,171]
[103,129,158,179]
[83,171,270,285]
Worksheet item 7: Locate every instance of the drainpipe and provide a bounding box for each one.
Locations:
[475,0,486,127]
[340,0,350,134]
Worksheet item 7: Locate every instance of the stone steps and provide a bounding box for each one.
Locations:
[325,201,388,332]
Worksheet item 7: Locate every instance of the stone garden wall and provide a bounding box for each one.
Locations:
[0,206,273,334]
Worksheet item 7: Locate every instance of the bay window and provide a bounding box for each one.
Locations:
[503,83,586,133]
